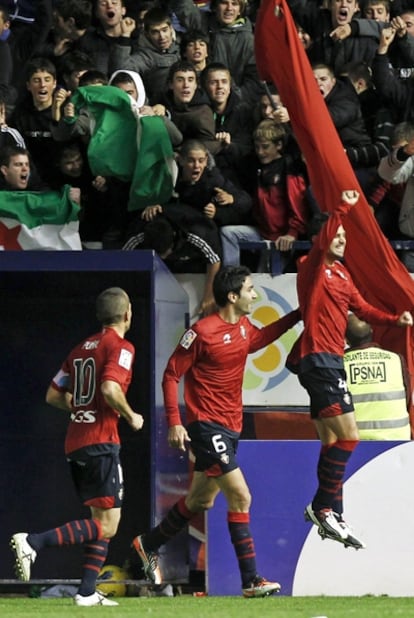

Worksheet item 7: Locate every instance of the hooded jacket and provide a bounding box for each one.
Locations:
[164,87,221,154]
[169,0,261,103]
[108,35,181,105]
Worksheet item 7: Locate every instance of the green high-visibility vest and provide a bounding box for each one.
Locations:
[344,346,410,440]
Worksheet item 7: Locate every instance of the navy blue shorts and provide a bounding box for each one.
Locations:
[67,445,124,509]
[299,367,354,420]
[187,421,240,477]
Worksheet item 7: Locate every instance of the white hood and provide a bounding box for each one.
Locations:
[109,70,146,108]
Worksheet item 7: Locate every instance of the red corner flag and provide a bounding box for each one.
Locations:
[255,0,414,425]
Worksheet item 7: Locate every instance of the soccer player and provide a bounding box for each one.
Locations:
[287,190,413,549]
[132,265,300,597]
[10,287,144,606]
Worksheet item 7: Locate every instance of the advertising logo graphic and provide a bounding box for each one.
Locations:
[244,285,297,392]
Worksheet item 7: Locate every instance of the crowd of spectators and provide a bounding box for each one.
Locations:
[3,0,414,276]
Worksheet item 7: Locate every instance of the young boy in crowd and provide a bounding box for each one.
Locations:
[173,138,252,226]
[11,57,69,184]
[220,119,309,271]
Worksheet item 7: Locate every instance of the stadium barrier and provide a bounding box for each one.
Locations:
[238,240,414,276]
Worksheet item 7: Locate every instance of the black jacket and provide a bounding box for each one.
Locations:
[108,36,181,104]
[372,52,414,122]
[11,98,58,184]
[288,1,381,74]
[325,79,371,148]
[175,164,252,225]
[164,88,221,155]
[123,203,222,273]
[210,90,254,179]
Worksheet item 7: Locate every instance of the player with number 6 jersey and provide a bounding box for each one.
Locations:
[163,303,296,433]
[131,266,300,598]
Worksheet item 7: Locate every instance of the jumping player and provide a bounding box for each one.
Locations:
[10,287,144,606]
[132,265,299,597]
[287,190,413,549]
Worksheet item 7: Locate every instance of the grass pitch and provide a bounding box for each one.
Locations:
[1,595,414,618]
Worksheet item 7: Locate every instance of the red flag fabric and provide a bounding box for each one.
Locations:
[255,0,414,428]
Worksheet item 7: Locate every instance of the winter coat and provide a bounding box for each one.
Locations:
[169,0,261,103]
[287,1,382,74]
[175,164,252,225]
[108,36,181,105]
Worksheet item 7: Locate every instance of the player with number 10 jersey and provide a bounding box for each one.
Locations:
[51,327,135,455]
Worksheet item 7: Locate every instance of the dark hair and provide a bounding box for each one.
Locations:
[343,61,372,87]
[25,57,56,81]
[200,62,230,89]
[392,121,414,147]
[142,218,175,256]
[54,0,92,29]
[168,60,197,83]
[78,69,108,86]
[213,265,251,307]
[144,7,171,31]
[345,313,373,347]
[210,0,247,17]
[96,287,129,325]
[60,51,95,77]
[0,5,10,22]
[311,62,335,77]
[179,138,208,158]
[55,141,82,162]
[0,145,29,167]
[110,71,135,87]
[363,0,390,12]
[306,211,329,239]
[93,0,125,8]
[180,29,210,57]
[260,82,279,97]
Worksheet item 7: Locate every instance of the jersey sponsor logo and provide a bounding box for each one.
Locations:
[348,362,386,384]
[119,348,132,370]
[82,339,99,350]
[180,329,197,349]
[223,333,231,345]
[70,409,97,423]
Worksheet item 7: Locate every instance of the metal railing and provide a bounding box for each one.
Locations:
[238,240,414,276]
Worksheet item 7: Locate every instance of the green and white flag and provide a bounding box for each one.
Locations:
[0,184,81,250]
[69,86,176,210]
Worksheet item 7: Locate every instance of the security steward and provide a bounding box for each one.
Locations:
[344,314,411,440]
